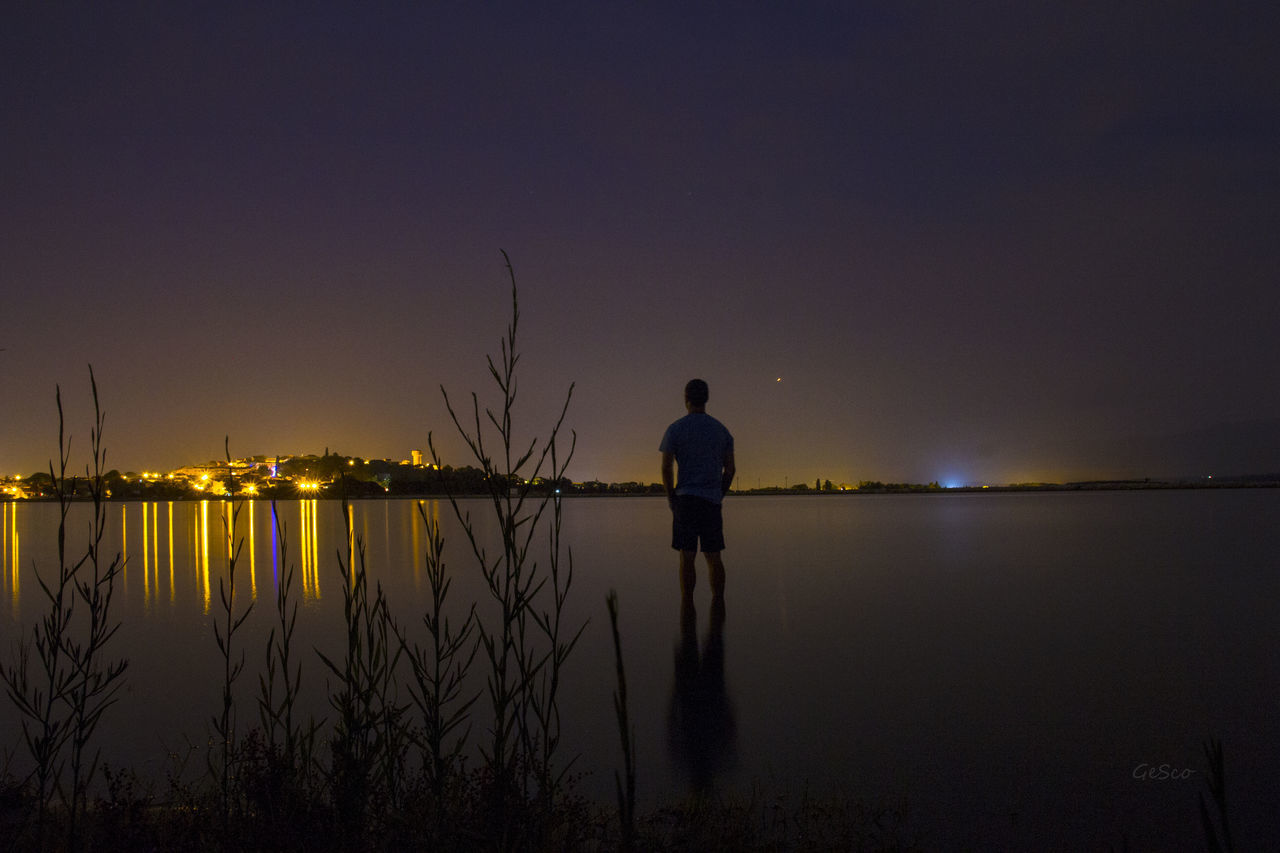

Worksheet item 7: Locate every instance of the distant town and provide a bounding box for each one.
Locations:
[0,449,864,500]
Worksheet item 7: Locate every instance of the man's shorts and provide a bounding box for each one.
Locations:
[671,495,725,553]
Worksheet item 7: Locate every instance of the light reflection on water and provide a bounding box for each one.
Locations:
[2,492,1279,850]
[0,499,360,615]
[3,501,19,614]
[667,596,736,793]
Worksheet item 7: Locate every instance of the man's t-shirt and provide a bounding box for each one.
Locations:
[659,412,734,505]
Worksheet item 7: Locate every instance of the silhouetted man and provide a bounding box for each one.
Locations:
[660,378,735,598]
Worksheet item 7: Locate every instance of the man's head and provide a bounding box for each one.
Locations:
[684,378,709,409]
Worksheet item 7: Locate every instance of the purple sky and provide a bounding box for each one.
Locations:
[3,2,1278,485]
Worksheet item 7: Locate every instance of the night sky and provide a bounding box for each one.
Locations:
[4,2,1278,486]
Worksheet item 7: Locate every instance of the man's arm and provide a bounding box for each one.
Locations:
[661,451,676,504]
[721,448,736,496]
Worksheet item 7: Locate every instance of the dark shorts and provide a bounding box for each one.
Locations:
[671,495,725,553]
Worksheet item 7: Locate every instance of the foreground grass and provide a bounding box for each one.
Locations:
[0,765,922,852]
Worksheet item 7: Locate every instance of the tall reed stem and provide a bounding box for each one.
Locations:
[256,500,314,801]
[211,437,252,833]
[432,251,583,836]
[392,499,478,837]
[64,367,128,847]
[317,492,405,843]
[607,589,636,850]
[0,367,128,851]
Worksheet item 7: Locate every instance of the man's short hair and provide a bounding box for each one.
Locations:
[684,378,709,406]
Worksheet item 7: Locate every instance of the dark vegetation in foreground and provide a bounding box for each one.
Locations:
[2,259,1241,852]
[1,259,927,852]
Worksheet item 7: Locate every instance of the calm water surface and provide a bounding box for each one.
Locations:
[3,492,1278,850]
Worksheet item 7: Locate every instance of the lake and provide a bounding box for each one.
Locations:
[3,491,1278,849]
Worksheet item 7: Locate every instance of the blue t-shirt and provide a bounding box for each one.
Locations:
[659,412,734,504]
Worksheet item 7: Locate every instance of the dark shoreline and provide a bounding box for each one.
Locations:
[5,478,1279,503]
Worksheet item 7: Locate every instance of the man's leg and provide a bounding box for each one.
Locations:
[679,549,698,596]
[704,551,726,598]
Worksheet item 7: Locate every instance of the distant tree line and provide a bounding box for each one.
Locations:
[10,452,946,501]
[851,480,943,492]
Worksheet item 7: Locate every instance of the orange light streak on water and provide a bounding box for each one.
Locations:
[152,502,160,600]
[300,500,309,596]
[168,502,175,604]
[347,508,356,589]
[142,500,150,601]
[300,500,321,599]
[248,501,257,599]
[121,504,128,588]
[3,502,18,613]
[200,500,211,612]
[312,500,321,599]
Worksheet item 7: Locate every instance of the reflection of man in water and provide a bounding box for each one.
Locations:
[660,378,735,598]
[668,596,736,793]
